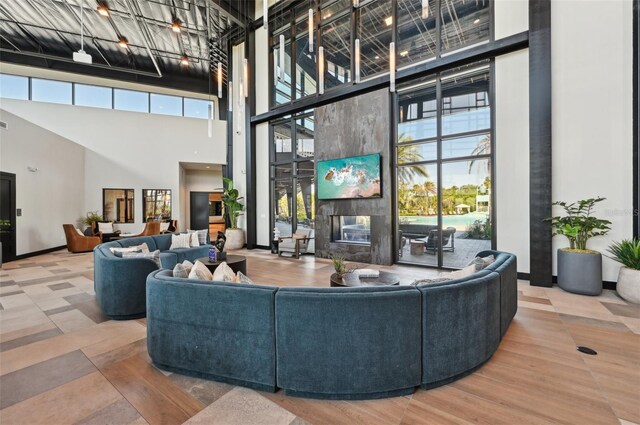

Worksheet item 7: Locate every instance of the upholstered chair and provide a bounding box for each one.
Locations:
[135,221,161,236]
[63,224,101,253]
[278,228,314,259]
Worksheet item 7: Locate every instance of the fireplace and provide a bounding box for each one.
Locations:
[331,216,371,245]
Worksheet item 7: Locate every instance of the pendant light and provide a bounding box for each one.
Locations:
[421,0,430,19]
[354,38,361,83]
[389,42,396,92]
[279,34,285,81]
[353,0,359,7]
[208,102,213,138]
[263,0,268,31]
[318,46,325,94]
[308,8,314,53]
[243,58,249,98]
[217,62,223,98]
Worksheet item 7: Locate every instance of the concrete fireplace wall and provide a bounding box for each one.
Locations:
[315,88,393,265]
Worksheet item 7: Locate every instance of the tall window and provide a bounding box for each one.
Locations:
[271,111,315,242]
[396,63,493,269]
[143,189,172,221]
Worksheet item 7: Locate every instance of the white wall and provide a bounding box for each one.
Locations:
[0,109,85,255]
[494,0,528,39]
[181,167,223,230]
[232,43,248,232]
[2,99,227,234]
[551,0,633,282]
[495,50,530,273]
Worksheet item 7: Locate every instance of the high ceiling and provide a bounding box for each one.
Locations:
[0,0,254,93]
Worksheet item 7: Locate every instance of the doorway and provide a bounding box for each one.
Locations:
[0,172,17,263]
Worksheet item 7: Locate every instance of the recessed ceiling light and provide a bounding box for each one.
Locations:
[118,36,128,48]
[400,50,408,57]
[384,16,393,26]
[97,4,110,17]
[473,18,480,24]
[180,55,189,66]
[171,19,182,33]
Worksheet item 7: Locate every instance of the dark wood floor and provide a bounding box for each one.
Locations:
[0,249,638,425]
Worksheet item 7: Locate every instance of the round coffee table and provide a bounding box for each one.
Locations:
[197,255,247,275]
[330,271,400,287]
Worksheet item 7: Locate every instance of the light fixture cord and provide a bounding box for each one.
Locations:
[80,0,84,51]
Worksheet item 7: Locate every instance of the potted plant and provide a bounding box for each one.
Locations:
[607,239,640,304]
[331,254,347,278]
[79,211,104,235]
[221,177,245,250]
[547,197,611,295]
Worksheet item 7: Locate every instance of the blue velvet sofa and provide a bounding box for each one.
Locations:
[94,233,212,319]
[145,250,517,399]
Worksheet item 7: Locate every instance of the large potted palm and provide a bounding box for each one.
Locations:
[221,177,245,250]
[607,239,640,304]
[547,197,611,295]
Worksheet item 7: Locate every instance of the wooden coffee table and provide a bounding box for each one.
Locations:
[196,255,247,275]
[330,271,400,287]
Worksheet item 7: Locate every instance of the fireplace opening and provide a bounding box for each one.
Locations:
[331,216,371,245]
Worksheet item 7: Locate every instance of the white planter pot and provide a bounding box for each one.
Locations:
[225,229,245,250]
[617,267,640,304]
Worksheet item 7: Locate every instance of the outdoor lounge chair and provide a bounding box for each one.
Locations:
[424,227,456,254]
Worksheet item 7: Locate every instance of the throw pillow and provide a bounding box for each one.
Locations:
[182,260,194,274]
[188,229,209,245]
[75,228,84,236]
[110,246,141,254]
[134,243,150,254]
[189,232,200,247]
[170,233,191,250]
[113,249,142,258]
[188,261,213,280]
[160,222,170,232]
[410,277,453,286]
[468,255,495,271]
[173,263,189,278]
[122,250,162,268]
[446,264,477,280]
[98,222,114,233]
[212,262,236,282]
[236,271,254,285]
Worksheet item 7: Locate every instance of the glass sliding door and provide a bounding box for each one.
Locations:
[396,63,493,268]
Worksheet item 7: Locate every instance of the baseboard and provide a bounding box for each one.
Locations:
[6,245,67,262]
[518,272,616,290]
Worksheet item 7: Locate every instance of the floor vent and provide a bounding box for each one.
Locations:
[577,346,597,355]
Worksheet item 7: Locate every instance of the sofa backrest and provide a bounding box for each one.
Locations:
[117,236,158,251]
[152,234,173,251]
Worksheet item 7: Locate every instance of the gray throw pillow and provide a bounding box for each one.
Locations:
[468,255,495,271]
[173,263,189,278]
[122,249,162,268]
[411,277,453,286]
[113,249,142,258]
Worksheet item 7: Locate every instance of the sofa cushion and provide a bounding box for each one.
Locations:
[189,232,200,247]
[118,236,158,251]
[166,245,211,263]
[159,252,178,269]
[170,234,191,250]
[468,255,495,271]
[122,249,162,268]
[152,234,173,251]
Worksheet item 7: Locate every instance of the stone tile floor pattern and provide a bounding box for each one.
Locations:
[0,249,638,425]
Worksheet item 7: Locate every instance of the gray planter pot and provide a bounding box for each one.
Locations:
[225,229,245,250]
[557,249,602,295]
[616,267,640,304]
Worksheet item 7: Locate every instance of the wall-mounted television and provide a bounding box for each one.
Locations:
[317,153,382,200]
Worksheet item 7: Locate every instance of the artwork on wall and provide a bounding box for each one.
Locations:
[317,153,382,200]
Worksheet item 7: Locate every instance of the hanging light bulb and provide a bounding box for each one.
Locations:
[217,62,223,98]
[207,103,213,138]
[308,8,314,53]
[279,34,285,81]
[97,4,110,17]
[243,58,249,98]
[389,42,396,92]
[354,38,361,83]
[318,46,324,94]
[421,0,430,19]
[263,0,268,31]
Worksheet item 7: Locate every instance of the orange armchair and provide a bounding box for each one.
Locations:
[131,221,161,237]
[63,224,101,253]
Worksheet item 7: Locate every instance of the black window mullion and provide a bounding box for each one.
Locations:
[436,72,443,268]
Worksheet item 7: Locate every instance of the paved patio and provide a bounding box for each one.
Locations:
[398,235,491,269]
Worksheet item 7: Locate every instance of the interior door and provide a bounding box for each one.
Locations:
[0,172,17,263]
[190,192,210,231]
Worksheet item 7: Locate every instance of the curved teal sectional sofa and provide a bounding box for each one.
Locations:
[145,250,517,399]
[94,234,212,319]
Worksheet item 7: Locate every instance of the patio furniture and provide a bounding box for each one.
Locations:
[424,227,456,254]
[278,228,314,259]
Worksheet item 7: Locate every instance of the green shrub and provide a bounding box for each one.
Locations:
[607,239,640,270]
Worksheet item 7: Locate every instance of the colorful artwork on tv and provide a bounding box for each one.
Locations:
[317,154,381,200]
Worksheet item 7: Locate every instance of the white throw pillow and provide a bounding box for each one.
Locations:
[445,264,477,280]
[188,229,209,245]
[181,260,194,274]
[188,261,213,280]
[98,222,114,233]
[212,262,236,282]
[236,271,254,285]
[134,243,150,253]
[109,246,140,254]
[160,222,170,232]
[170,233,191,249]
[75,228,85,236]
[189,232,200,247]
